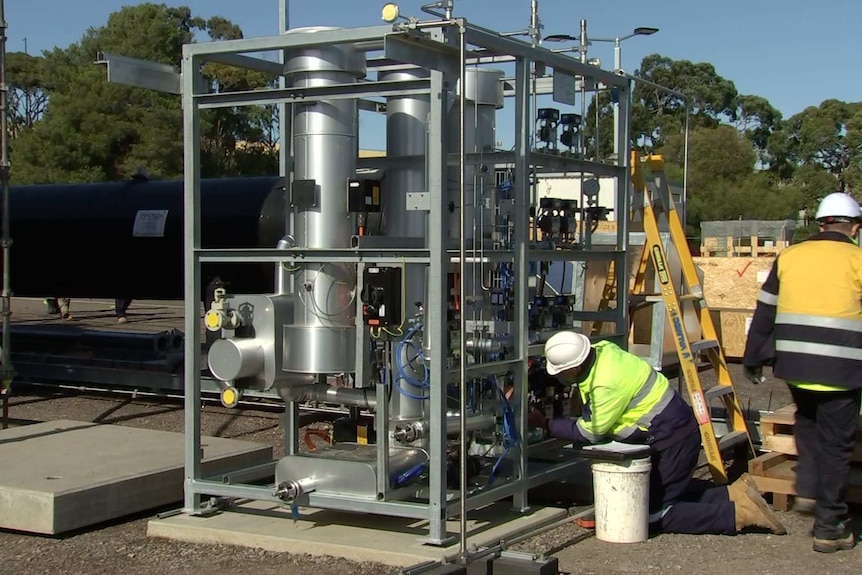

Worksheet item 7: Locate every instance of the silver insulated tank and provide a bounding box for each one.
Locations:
[447,68,504,242]
[282,27,366,374]
[380,68,430,421]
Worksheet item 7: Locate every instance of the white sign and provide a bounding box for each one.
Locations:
[133,209,169,237]
[552,71,576,106]
[745,317,753,335]
[756,270,769,284]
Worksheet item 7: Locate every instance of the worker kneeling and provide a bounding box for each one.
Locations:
[530,331,786,536]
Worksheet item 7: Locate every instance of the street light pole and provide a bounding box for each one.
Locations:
[613,37,622,161]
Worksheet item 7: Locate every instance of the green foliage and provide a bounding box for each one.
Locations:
[8,3,277,184]
[6,52,49,136]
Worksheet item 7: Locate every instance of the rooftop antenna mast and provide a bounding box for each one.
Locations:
[0,0,13,429]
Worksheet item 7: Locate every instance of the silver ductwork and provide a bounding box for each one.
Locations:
[281,27,366,375]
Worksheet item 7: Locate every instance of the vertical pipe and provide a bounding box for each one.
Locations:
[577,19,588,246]
[0,1,13,426]
[426,67,449,545]
[512,55,531,513]
[615,79,633,340]
[457,21,468,561]
[276,0,293,296]
[182,48,203,514]
[682,101,690,229]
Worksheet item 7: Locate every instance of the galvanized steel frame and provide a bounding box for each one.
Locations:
[181,19,632,543]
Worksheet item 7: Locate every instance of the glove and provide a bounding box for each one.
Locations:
[743,365,765,385]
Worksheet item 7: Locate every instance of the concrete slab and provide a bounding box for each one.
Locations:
[0,420,272,534]
[147,499,567,567]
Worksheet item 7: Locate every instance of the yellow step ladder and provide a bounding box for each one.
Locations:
[628,152,754,484]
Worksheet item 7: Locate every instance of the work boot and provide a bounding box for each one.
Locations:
[792,496,815,515]
[727,473,757,504]
[813,528,855,553]
[734,484,787,535]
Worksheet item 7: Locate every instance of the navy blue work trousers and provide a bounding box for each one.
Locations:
[788,384,861,539]
[648,430,736,535]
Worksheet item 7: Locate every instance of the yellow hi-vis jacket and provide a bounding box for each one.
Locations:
[547,341,676,444]
[743,231,862,390]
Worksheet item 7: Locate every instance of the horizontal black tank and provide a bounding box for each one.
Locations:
[2,176,286,300]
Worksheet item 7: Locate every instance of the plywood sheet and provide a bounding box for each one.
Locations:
[693,256,776,310]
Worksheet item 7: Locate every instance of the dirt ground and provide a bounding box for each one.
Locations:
[0,297,859,575]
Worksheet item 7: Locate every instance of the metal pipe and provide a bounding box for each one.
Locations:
[393,413,496,443]
[682,100,691,226]
[456,19,469,562]
[276,383,376,410]
[0,0,13,428]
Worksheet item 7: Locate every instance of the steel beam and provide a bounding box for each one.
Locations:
[195,78,430,109]
[205,53,285,76]
[462,23,627,88]
[185,25,395,57]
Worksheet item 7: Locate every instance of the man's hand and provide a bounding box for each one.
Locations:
[528,406,547,431]
[743,365,765,385]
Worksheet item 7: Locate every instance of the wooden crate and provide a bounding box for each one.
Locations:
[708,307,754,360]
[760,404,862,462]
[749,452,862,511]
[699,236,788,257]
[752,404,862,510]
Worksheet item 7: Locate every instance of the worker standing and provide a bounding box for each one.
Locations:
[530,331,786,536]
[743,192,862,553]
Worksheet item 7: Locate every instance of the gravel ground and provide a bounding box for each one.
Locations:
[0,298,859,575]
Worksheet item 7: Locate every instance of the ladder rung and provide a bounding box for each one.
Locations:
[640,294,703,303]
[717,430,749,452]
[704,385,734,402]
[690,339,719,353]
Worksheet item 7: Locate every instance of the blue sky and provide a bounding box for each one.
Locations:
[6,0,862,149]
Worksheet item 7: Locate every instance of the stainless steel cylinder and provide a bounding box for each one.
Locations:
[282,27,365,374]
[447,68,504,242]
[381,68,430,421]
[207,338,265,382]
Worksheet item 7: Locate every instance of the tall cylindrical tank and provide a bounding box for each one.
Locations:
[281,28,365,374]
[447,68,504,242]
[380,68,431,421]
[1,177,285,300]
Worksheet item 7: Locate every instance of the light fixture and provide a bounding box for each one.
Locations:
[381,3,400,23]
[543,34,578,43]
[633,27,659,36]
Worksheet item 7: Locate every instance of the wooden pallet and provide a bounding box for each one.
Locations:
[752,404,862,510]
[760,404,862,462]
[749,451,862,511]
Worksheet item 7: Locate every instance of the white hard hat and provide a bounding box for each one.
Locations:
[815,192,862,222]
[544,331,592,376]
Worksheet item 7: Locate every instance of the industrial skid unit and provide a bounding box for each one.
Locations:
[183,14,632,544]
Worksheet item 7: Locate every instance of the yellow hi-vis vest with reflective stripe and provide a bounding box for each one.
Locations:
[574,341,674,442]
[746,231,862,390]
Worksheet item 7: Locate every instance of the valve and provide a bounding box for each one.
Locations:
[220,385,242,409]
[205,288,240,332]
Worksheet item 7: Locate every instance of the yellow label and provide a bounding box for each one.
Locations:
[357,425,368,445]
[652,246,669,285]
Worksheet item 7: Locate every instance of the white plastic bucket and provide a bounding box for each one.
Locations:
[591,457,652,543]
